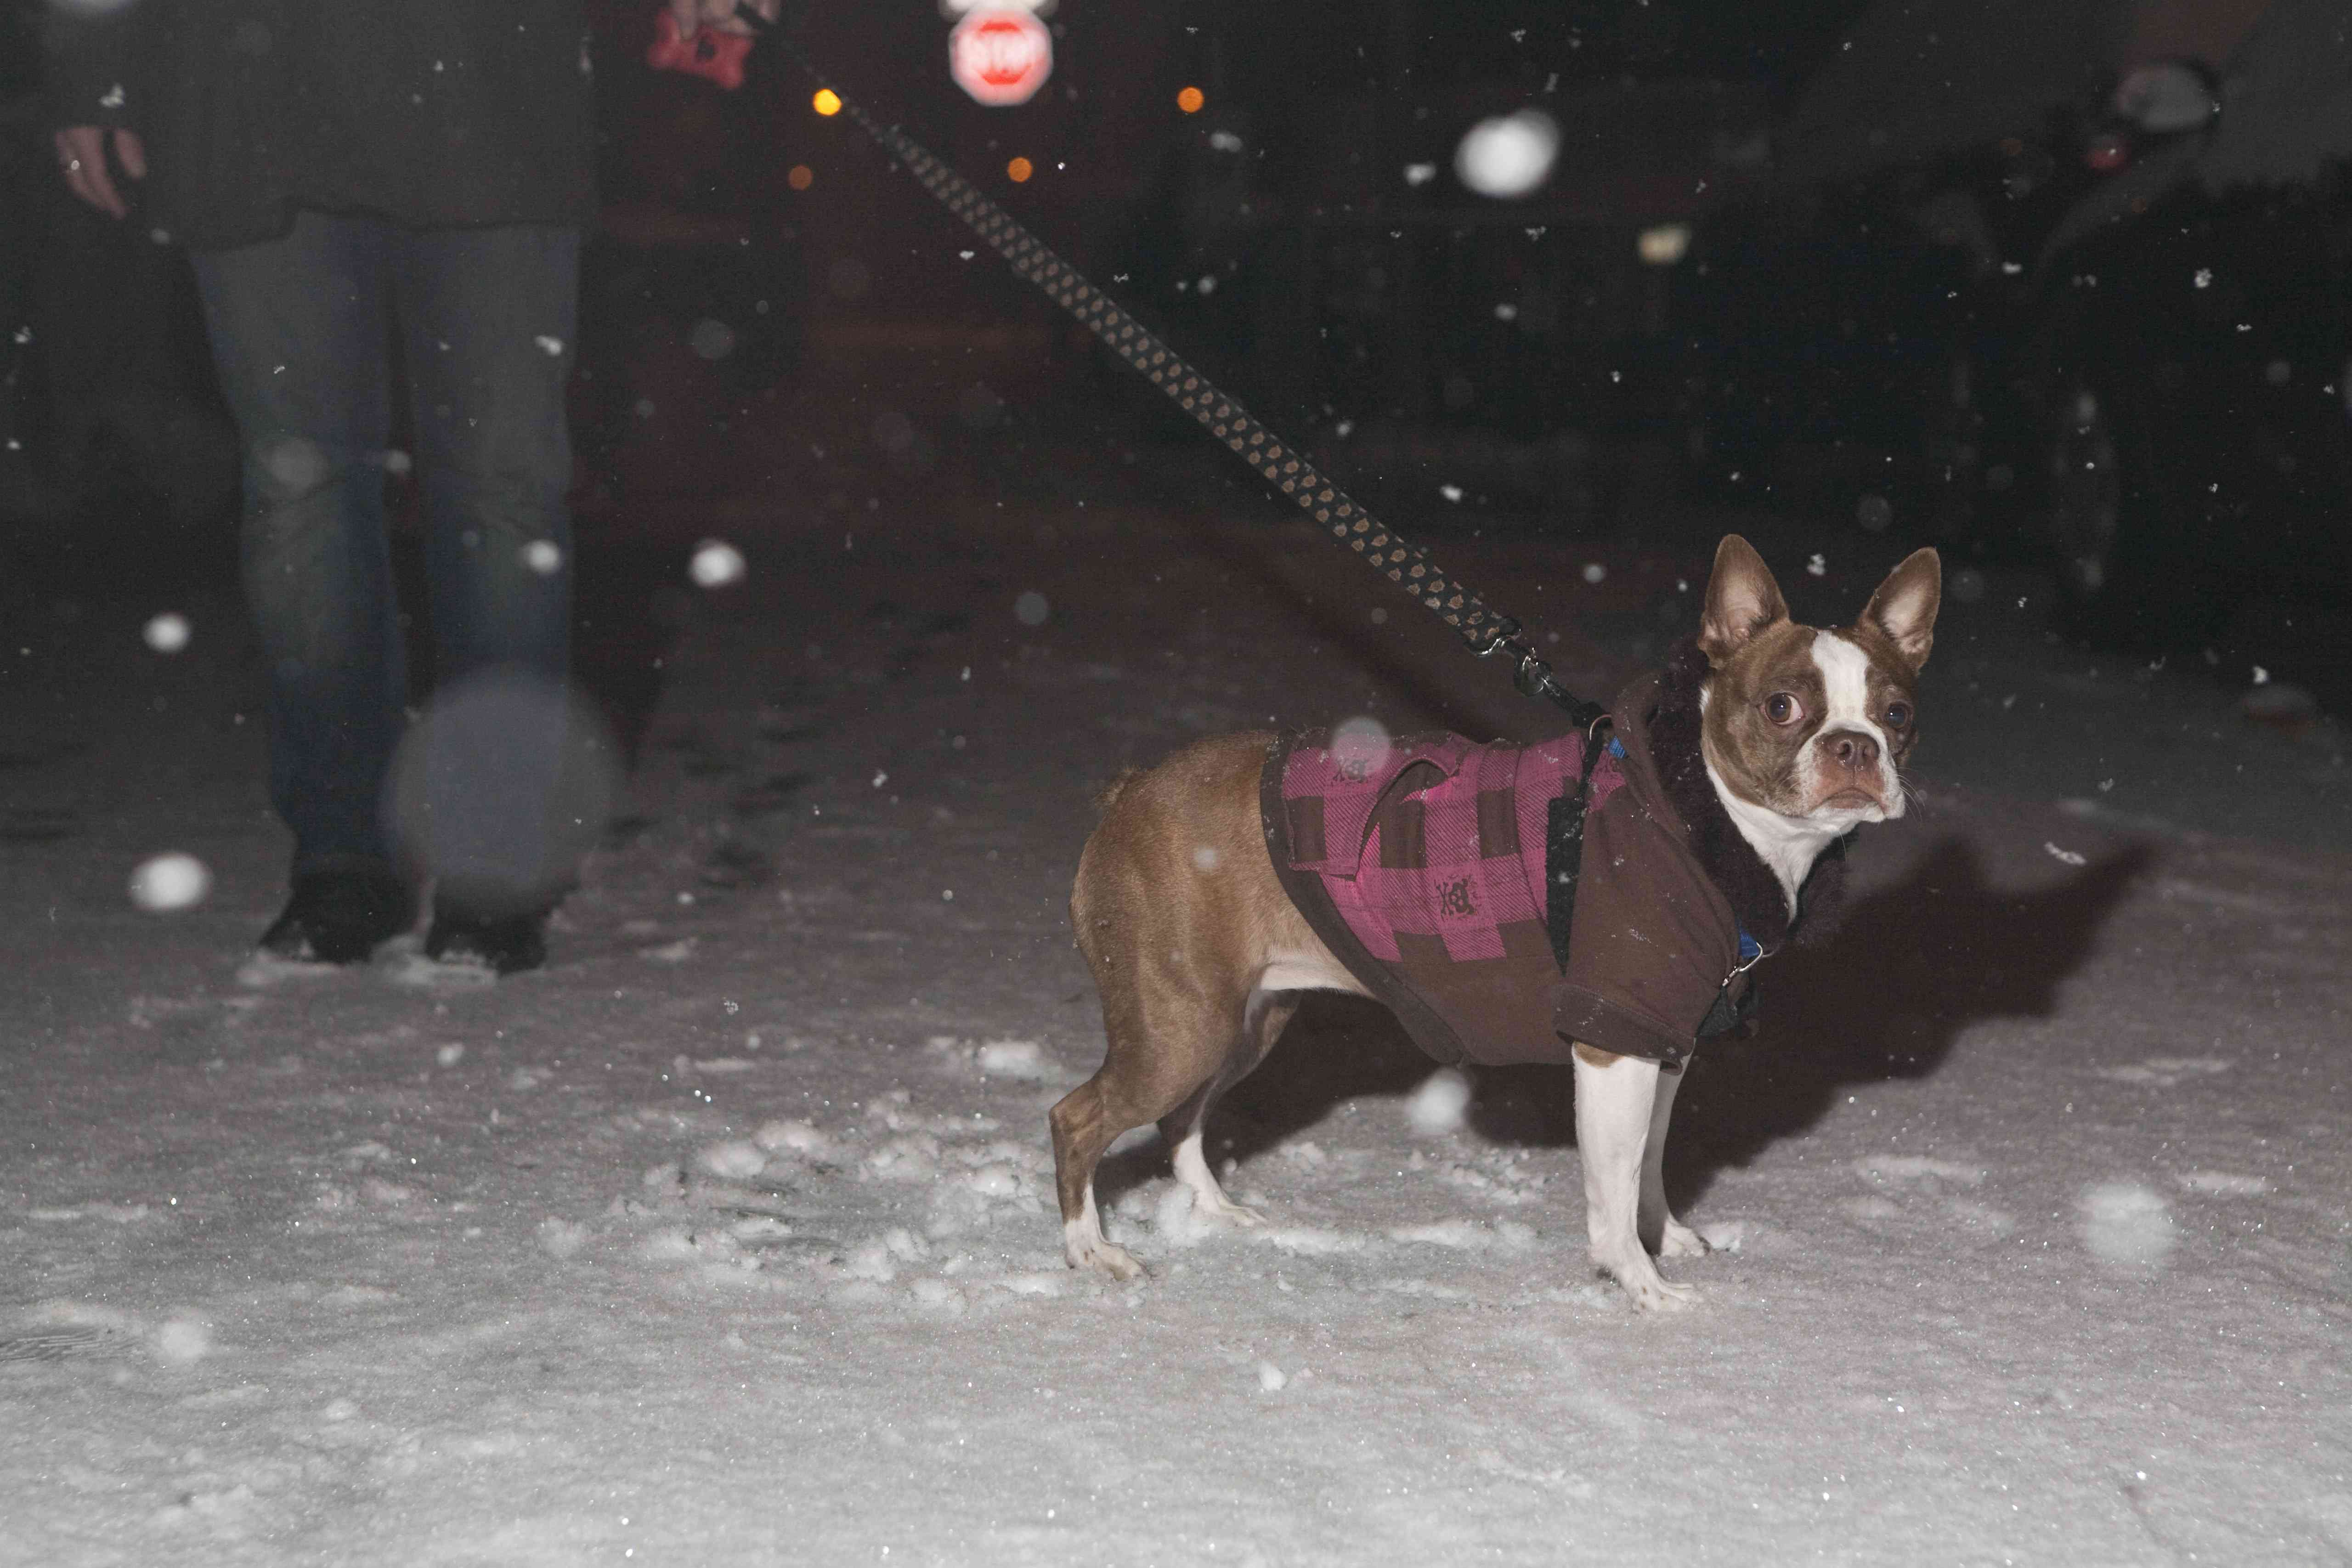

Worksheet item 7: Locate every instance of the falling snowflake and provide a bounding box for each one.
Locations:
[1439,484,1464,502]
[142,613,191,654]
[534,334,565,357]
[689,539,746,589]
[1807,553,1827,577]
[129,852,211,912]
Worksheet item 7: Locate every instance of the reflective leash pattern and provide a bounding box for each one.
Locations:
[751,15,1603,724]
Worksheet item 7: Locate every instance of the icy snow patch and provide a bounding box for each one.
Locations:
[1256,1226,1371,1257]
[1852,1155,1986,1187]
[2077,1182,2177,1272]
[2096,1055,2233,1087]
[753,1119,833,1159]
[152,1314,212,1364]
[975,1039,1047,1080]
[1152,1184,1216,1249]
[1389,1217,1536,1251]
[537,1217,592,1258]
[696,1141,768,1180]
[2176,1170,2272,1197]
[908,1278,966,1313]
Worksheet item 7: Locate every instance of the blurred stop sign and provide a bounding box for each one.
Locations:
[950,9,1052,107]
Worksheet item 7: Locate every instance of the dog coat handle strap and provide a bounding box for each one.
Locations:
[1543,718,1617,973]
[739,6,1603,725]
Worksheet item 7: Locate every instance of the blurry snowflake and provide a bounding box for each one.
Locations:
[130,852,211,912]
[1407,1069,1471,1135]
[1455,109,1559,198]
[142,612,190,653]
[1330,716,1393,782]
[689,539,746,589]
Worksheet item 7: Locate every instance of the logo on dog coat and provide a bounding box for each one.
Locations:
[1436,876,1478,918]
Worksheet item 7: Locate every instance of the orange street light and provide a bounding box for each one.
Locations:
[812,88,842,116]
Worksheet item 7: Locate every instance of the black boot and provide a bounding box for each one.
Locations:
[259,866,416,964]
[424,902,550,976]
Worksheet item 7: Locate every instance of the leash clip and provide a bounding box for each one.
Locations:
[1468,616,1522,658]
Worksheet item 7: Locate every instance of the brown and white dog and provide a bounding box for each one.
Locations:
[1052,536,1940,1310]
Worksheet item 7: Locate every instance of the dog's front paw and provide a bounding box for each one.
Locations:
[1600,1253,1699,1313]
[1627,1273,1699,1312]
[1204,1197,1268,1228]
[1065,1232,1147,1282]
[1657,1217,1711,1259]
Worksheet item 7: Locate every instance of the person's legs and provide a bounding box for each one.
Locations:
[391,224,581,968]
[192,211,414,959]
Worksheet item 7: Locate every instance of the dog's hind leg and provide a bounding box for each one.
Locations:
[1052,962,1255,1280]
[1640,1061,1710,1259]
[1161,989,1299,1227]
[1573,1043,1696,1312]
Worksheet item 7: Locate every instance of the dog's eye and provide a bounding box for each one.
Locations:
[1885,701,1913,729]
[1762,692,1804,726]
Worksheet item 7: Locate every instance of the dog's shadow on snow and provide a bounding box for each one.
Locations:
[1098,831,2154,1210]
[1663,832,2153,1207]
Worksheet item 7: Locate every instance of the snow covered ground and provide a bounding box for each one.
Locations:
[4,369,2350,1564]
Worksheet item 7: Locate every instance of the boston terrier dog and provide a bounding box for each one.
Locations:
[1052,535,1940,1310]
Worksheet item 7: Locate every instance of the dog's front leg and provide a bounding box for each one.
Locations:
[1573,1044,1697,1312]
[1642,1061,1710,1259]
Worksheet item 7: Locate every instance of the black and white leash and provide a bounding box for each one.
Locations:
[739,8,1605,728]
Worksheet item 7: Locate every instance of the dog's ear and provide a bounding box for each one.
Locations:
[1860,548,1941,673]
[1698,534,1790,666]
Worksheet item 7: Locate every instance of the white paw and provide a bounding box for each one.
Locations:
[1066,1236,1147,1281]
[1657,1217,1711,1259]
[1601,1253,1698,1313]
[1204,1199,1268,1228]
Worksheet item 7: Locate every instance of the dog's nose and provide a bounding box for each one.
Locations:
[1823,729,1880,771]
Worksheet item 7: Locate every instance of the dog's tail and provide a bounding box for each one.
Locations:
[1091,769,1143,815]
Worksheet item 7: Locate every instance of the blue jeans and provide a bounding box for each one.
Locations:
[193,211,577,895]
